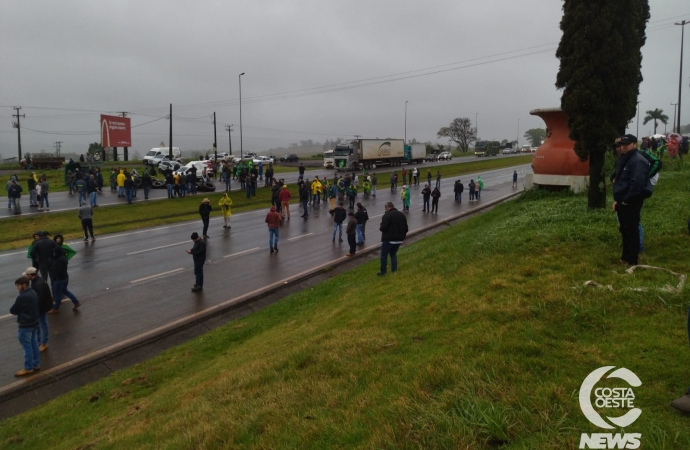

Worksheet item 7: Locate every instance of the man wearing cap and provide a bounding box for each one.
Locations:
[199,198,212,239]
[265,205,283,253]
[10,276,40,376]
[611,134,651,266]
[186,232,206,291]
[23,267,53,352]
[279,185,291,220]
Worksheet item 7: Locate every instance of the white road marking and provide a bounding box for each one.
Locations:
[224,247,260,258]
[130,268,184,284]
[288,233,314,241]
[0,251,27,258]
[0,314,12,321]
[127,241,188,256]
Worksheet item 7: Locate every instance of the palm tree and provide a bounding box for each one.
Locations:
[643,109,669,134]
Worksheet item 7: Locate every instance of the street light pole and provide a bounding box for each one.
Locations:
[636,101,640,137]
[671,103,678,133]
[225,124,233,154]
[675,20,688,135]
[239,72,245,159]
[404,101,408,144]
[213,112,217,161]
[517,118,520,147]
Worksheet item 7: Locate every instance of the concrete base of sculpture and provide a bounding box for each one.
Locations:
[524,173,589,194]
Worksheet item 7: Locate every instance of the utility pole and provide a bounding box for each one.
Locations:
[117,112,129,161]
[636,102,640,137]
[671,103,678,133]
[239,72,245,159]
[54,141,63,157]
[675,20,688,135]
[213,112,217,161]
[517,118,520,147]
[354,134,361,139]
[225,125,234,154]
[169,104,173,159]
[12,106,25,161]
[404,101,408,144]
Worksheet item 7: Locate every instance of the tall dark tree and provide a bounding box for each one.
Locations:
[555,0,649,208]
[437,117,476,152]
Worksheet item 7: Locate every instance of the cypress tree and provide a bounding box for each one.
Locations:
[555,0,649,208]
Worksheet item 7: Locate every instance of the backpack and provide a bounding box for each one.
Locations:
[640,150,661,178]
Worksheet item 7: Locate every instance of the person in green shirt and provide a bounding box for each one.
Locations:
[53,235,76,260]
[476,176,485,200]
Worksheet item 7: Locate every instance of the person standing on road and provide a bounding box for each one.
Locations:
[165,171,174,199]
[78,204,96,241]
[279,184,291,220]
[48,247,82,313]
[476,176,484,200]
[10,276,40,377]
[421,184,431,212]
[265,164,274,187]
[298,163,305,180]
[355,202,368,245]
[53,234,77,260]
[611,134,650,266]
[39,176,50,211]
[389,172,395,193]
[299,181,310,218]
[435,171,442,189]
[75,175,86,206]
[332,202,346,242]
[413,167,419,186]
[23,267,53,352]
[117,169,126,197]
[431,186,441,214]
[378,202,408,276]
[328,181,337,211]
[427,169,432,187]
[8,179,22,215]
[311,176,322,205]
[109,169,117,192]
[371,173,377,197]
[408,168,412,185]
[219,193,233,229]
[186,232,207,292]
[401,168,407,185]
[27,173,38,207]
[142,169,152,200]
[512,170,518,189]
[468,179,476,201]
[454,179,464,202]
[124,174,134,204]
[31,232,57,284]
[265,205,283,253]
[199,198,212,239]
[88,174,99,207]
[346,212,358,256]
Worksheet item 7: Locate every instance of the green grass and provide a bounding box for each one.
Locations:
[0,156,532,251]
[1,162,689,449]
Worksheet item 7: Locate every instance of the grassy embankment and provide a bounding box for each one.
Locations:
[1,161,689,449]
[0,156,532,251]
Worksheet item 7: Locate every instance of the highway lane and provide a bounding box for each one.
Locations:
[0,163,531,390]
[0,154,529,219]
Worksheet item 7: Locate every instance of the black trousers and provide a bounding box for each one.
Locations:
[616,202,643,265]
[347,233,356,254]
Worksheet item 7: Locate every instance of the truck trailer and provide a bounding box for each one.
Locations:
[333,139,404,171]
[403,143,426,164]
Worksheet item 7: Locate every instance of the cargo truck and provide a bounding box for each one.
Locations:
[403,143,426,164]
[333,139,405,171]
[323,149,335,169]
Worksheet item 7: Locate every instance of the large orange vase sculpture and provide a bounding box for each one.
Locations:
[530,108,589,176]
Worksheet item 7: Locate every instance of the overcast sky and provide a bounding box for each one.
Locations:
[0,0,688,158]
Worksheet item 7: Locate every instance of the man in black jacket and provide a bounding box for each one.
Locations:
[31,232,57,283]
[354,203,368,245]
[454,180,464,202]
[10,276,40,376]
[378,202,408,276]
[332,202,347,242]
[611,134,650,266]
[186,232,207,292]
[49,247,81,313]
[299,182,309,218]
[199,198,212,239]
[23,267,53,352]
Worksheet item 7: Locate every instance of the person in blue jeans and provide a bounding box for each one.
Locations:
[24,267,53,352]
[332,203,347,242]
[378,202,408,276]
[186,232,207,291]
[10,276,40,376]
[265,205,282,253]
[49,247,81,312]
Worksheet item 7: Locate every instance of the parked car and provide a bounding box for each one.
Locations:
[158,157,183,172]
[520,145,532,154]
[425,154,439,162]
[438,152,452,161]
[253,156,275,165]
[503,148,516,155]
[531,147,538,153]
[280,154,299,162]
[245,152,258,159]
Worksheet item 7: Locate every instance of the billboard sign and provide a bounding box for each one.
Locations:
[101,114,131,147]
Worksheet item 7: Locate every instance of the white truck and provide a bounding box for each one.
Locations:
[323,149,335,169]
[144,147,181,165]
[333,139,405,171]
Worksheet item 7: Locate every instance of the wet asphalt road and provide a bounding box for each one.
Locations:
[0,163,531,391]
[0,154,528,219]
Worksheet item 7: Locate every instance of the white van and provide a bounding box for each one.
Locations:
[323,149,334,169]
[144,147,181,165]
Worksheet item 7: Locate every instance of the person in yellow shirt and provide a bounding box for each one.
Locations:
[310,176,323,205]
[116,169,125,197]
[218,193,232,228]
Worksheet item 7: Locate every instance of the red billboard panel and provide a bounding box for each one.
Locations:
[101,115,132,147]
